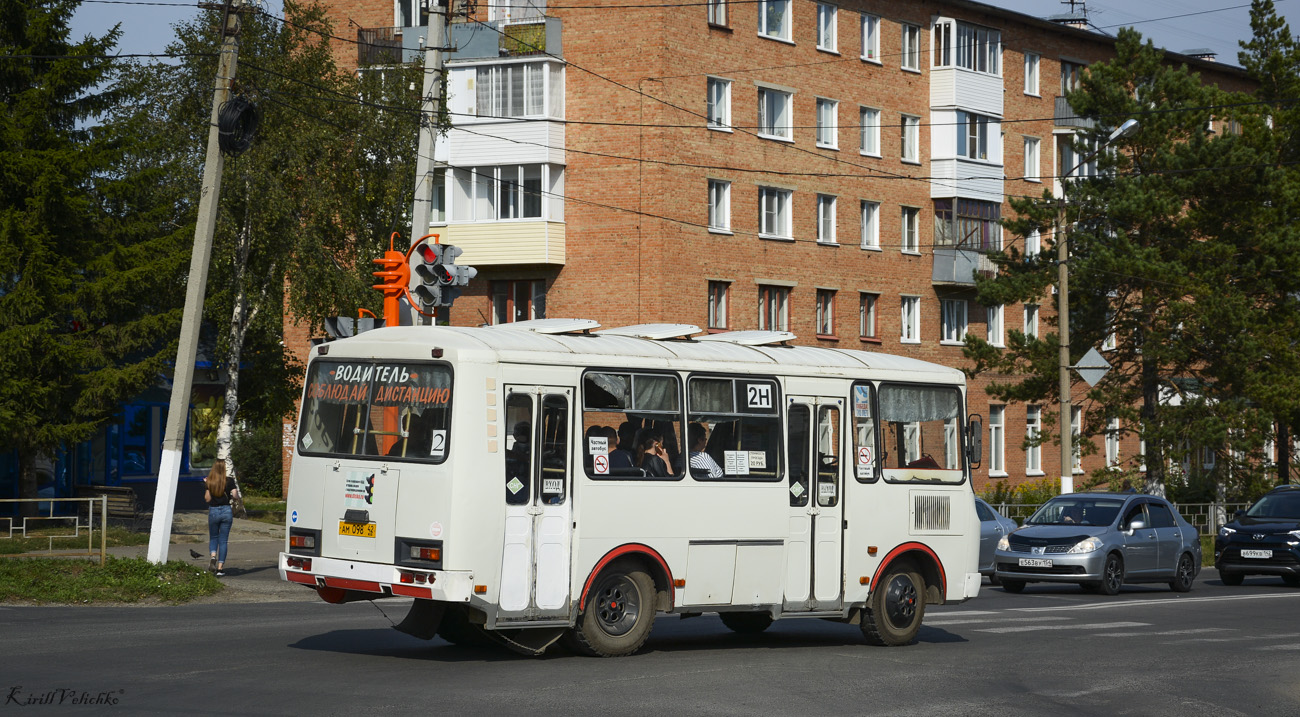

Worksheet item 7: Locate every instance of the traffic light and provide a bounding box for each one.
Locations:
[412,242,455,309]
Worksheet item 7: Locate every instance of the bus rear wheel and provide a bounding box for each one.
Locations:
[720,611,773,634]
[568,567,656,657]
[861,567,925,646]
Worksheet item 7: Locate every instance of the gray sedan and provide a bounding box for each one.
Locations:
[976,498,1019,582]
[993,492,1201,595]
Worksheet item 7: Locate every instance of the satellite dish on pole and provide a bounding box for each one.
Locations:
[1072,347,1112,388]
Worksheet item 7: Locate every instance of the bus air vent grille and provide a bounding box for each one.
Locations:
[912,494,952,532]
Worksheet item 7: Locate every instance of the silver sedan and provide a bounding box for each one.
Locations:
[993,492,1201,595]
[976,498,1019,583]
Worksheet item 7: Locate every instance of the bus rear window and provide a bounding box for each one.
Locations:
[298,360,452,462]
[878,384,964,483]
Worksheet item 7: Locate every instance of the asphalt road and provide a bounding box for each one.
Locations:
[3,572,1299,716]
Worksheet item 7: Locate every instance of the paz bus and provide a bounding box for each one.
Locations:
[280,319,983,656]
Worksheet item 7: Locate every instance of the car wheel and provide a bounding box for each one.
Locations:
[1099,554,1124,596]
[1282,574,1300,588]
[861,567,926,646]
[1000,579,1026,593]
[1169,553,1195,593]
[568,566,656,657]
[1220,571,1244,586]
[720,611,774,634]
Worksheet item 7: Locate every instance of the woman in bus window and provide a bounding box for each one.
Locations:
[634,427,670,477]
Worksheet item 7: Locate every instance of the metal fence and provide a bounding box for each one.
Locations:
[987,500,1251,536]
[0,497,108,564]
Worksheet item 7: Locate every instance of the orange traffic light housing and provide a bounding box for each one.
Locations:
[372,236,411,327]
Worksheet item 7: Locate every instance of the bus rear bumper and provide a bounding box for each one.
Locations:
[946,571,981,604]
[279,552,475,603]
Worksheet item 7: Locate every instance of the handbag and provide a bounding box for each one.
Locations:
[230,480,248,519]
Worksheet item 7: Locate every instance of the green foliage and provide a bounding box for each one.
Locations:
[0,556,222,603]
[230,420,283,496]
[981,477,1060,505]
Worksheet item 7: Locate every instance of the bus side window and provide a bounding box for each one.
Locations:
[505,393,533,505]
[540,394,568,504]
[787,404,810,507]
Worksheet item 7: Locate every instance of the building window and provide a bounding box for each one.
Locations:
[1024,52,1040,95]
[1058,134,1097,181]
[900,206,919,253]
[987,304,1004,346]
[399,0,430,27]
[758,88,792,140]
[934,198,1001,250]
[1026,406,1042,473]
[707,77,731,129]
[989,405,1006,475]
[759,0,790,41]
[759,187,793,239]
[817,194,836,244]
[901,24,921,71]
[859,107,880,155]
[816,98,838,148]
[707,0,727,27]
[1061,60,1085,94]
[859,293,878,339]
[492,279,547,324]
[708,281,729,329]
[1105,417,1120,468]
[933,20,999,74]
[900,296,920,342]
[1024,136,1040,182]
[758,285,790,331]
[816,289,836,336]
[475,63,549,118]
[1025,228,1040,259]
[1071,406,1082,472]
[860,200,879,249]
[941,299,968,344]
[861,14,879,61]
[708,179,731,232]
[957,111,993,160]
[1024,304,1039,339]
[451,165,546,221]
[431,168,447,224]
[816,3,837,52]
[901,114,919,162]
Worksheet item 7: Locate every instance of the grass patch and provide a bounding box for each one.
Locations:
[0,556,224,604]
[243,496,286,526]
[0,525,150,555]
[1201,535,1215,567]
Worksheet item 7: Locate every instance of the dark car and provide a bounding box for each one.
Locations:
[994,492,1201,595]
[1214,485,1300,587]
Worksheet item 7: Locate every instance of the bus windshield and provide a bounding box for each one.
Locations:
[298,360,452,462]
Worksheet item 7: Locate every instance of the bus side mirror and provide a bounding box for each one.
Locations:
[966,413,983,470]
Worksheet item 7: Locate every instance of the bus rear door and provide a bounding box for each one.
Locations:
[784,396,845,611]
[500,386,574,621]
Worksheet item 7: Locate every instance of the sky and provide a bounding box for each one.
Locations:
[69,0,1297,67]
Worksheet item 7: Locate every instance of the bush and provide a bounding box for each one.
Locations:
[981,476,1060,505]
[230,421,283,497]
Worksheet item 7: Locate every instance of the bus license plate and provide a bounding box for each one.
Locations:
[1018,558,1053,568]
[339,521,376,538]
[1241,549,1272,559]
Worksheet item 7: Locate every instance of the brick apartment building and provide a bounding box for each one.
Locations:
[286,0,1251,492]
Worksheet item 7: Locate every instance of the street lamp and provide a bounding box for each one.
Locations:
[1057,118,1139,494]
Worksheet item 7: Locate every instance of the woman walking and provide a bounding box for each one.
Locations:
[204,461,240,576]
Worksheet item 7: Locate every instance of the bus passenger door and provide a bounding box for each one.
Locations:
[500,386,574,621]
[784,396,845,611]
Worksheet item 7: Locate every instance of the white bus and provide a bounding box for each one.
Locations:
[281,319,983,656]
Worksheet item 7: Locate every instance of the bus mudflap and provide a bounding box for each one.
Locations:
[394,599,448,640]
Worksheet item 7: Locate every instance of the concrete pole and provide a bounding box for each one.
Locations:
[1058,203,1073,495]
[147,0,244,564]
[410,5,447,326]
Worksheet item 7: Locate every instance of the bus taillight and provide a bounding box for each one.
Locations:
[286,557,312,572]
[410,546,441,562]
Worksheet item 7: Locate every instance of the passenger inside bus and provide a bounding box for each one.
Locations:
[688,422,724,478]
[634,427,670,477]
[610,421,637,469]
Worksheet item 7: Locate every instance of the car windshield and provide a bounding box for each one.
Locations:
[1245,492,1300,520]
[1025,497,1124,526]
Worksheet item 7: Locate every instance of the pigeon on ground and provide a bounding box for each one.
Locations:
[189,549,203,560]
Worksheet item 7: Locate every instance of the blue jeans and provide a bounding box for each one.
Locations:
[208,505,233,564]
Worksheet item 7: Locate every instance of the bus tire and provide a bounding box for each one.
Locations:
[569,567,656,657]
[860,567,925,647]
[719,611,773,634]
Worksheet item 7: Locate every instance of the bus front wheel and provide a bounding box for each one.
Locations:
[568,567,656,657]
[860,567,925,647]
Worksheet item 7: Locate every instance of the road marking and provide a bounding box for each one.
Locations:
[974,621,1148,634]
[1010,592,1300,612]
[1090,627,1230,637]
[925,615,1073,627]
[1167,633,1300,644]
[1251,644,1300,651]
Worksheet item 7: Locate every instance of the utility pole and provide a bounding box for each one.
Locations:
[410,0,448,326]
[147,0,245,564]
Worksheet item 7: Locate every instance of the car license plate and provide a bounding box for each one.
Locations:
[1241,549,1272,559]
[1018,558,1053,568]
[339,521,376,538]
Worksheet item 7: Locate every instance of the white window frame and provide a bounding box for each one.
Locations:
[860,13,880,62]
[1024,52,1040,95]
[816,289,835,335]
[1105,417,1120,468]
[859,106,880,156]
[816,2,837,52]
[901,114,920,163]
[940,298,968,344]
[957,111,991,161]
[452,164,549,222]
[1024,304,1039,339]
[758,284,790,331]
[759,186,793,239]
[707,0,727,27]
[707,77,731,130]
[900,295,920,343]
[758,0,791,42]
[933,20,1000,75]
[1026,406,1042,474]
[989,405,1006,476]
[817,194,837,244]
[708,179,731,233]
[859,292,878,339]
[816,98,838,148]
[1023,136,1040,182]
[758,87,793,141]
[900,206,919,254]
[987,304,1004,346]
[860,200,880,250]
[708,280,729,329]
[901,23,921,71]
[1025,228,1040,259]
[474,62,549,119]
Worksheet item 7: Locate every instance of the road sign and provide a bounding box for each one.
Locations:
[1073,347,1112,388]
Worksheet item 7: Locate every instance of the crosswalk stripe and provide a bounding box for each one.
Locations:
[926,616,1072,627]
[975,621,1148,634]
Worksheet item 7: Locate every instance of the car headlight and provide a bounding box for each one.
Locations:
[1218,526,1236,538]
[1066,537,1103,554]
[997,535,1010,551]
